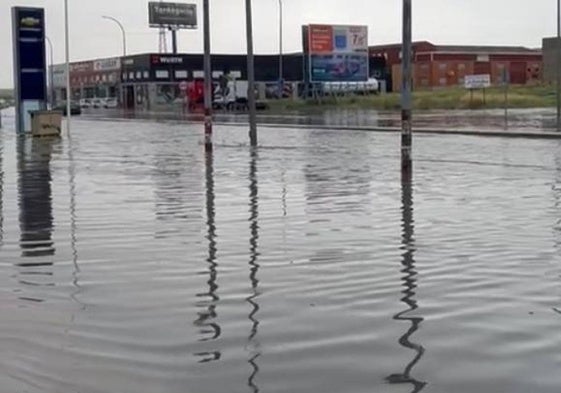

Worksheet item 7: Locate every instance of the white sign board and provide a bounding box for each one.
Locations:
[465,74,491,89]
[94,58,121,72]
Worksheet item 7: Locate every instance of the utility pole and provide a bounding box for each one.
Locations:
[278,0,283,98]
[555,0,561,131]
[64,0,71,133]
[246,0,257,146]
[171,27,178,54]
[401,0,412,174]
[203,0,213,151]
[45,36,55,108]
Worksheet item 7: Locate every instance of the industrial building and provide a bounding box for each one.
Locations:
[542,37,560,85]
[369,41,542,91]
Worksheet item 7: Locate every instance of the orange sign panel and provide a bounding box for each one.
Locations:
[309,25,334,54]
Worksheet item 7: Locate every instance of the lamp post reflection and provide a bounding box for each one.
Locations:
[386,173,427,392]
[194,149,221,363]
[247,149,261,393]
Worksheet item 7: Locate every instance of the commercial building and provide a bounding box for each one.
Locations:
[543,37,560,84]
[50,57,121,103]
[54,52,385,109]
[369,41,542,91]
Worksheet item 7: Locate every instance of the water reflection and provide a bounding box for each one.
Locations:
[0,135,3,247]
[17,137,56,259]
[194,149,221,363]
[246,149,261,393]
[386,173,427,392]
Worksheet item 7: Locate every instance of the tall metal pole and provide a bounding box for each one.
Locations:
[278,0,283,98]
[246,0,258,146]
[102,16,127,56]
[45,36,55,108]
[203,0,213,151]
[171,28,178,54]
[555,0,561,131]
[401,0,412,174]
[64,0,71,133]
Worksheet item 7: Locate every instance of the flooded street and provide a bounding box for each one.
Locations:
[2,111,561,393]
[81,107,558,132]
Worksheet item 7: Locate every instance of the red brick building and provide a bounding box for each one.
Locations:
[369,41,542,91]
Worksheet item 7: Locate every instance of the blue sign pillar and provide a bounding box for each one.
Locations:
[12,7,48,134]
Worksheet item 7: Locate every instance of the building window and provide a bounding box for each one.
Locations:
[102,75,107,82]
[155,70,169,79]
[122,72,127,80]
[193,70,204,78]
[458,63,466,71]
[129,72,134,80]
[136,71,142,79]
[439,77,447,86]
[439,63,447,71]
[477,55,489,62]
[458,77,465,85]
[143,71,149,79]
[175,70,188,79]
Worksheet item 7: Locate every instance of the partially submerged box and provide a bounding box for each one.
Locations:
[30,110,62,137]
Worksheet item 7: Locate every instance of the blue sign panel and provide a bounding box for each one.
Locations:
[310,53,369,82]
[12,7,47,133]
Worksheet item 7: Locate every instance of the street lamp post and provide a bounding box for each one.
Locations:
[401,0,412,174]
[102,16,127,56]
[278,0,283,98]
[45,36,55,108]
[203,0,213,151]
[64,0,71,132]
[246,0,257,146]
[555,0,561,131]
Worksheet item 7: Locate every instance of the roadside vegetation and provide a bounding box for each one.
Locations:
[267,85,556,112]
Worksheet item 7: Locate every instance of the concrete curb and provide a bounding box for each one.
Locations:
[76,113,561,140]
[213,121,561,139]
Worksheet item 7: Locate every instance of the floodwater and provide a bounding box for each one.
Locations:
[2,111,561,393]
[82,106,558,132]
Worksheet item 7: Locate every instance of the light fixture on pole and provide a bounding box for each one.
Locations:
[102,15,127,56]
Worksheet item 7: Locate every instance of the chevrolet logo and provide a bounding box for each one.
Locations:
[21,17,41,27]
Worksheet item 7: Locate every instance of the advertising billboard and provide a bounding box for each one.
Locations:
[12,7,47,133]
[306,24,369,82]
[149,2,197,28]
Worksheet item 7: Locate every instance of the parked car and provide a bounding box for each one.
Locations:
[103,97,118,108]
[54,101,81,116]
[79,98,92,108]
[91,98,103,108]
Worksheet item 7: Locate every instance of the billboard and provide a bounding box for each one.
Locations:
[306,24,369,82]
[12,7,47,133]
[149,2,197,28]
[310,54,369,82]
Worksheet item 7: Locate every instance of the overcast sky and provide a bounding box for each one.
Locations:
[0,0,556,87]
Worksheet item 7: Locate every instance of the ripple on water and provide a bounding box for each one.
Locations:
[1,119,561,393]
